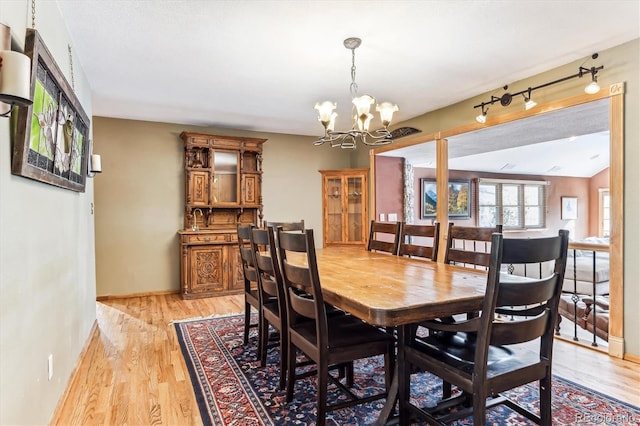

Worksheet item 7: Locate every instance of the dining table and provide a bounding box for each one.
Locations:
[308,245,489,425]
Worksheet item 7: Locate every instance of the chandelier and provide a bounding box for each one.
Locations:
[313,37,399,149]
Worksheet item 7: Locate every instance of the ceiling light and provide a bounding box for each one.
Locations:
[523,89,537,110]
[476,104,488,123]
[313,37,398,149]
[584,74,600,94]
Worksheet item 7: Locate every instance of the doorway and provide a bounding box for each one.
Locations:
[371,89,625,357]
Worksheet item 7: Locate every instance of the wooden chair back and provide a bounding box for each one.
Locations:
[277,229,327,334]
[483,229,569,349]
[237,224,260,346]
[250,226,290,388]
[250,226,287,322]
[367,220,402,254]
[278,228,395,425]
[401,229,570,424]
[398,222,440,261]
[237,224,258,288]
[266,219,305,232]
[444,223,503,268]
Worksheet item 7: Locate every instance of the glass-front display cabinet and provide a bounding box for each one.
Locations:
[320,168,368,247]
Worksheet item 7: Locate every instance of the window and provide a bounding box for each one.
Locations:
[477,179,547,229]
[599,189,610,237]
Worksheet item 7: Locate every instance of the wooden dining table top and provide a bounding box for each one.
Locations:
[300,246,488,328]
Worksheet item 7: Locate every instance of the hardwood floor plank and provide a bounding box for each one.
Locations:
[52,293,638,425]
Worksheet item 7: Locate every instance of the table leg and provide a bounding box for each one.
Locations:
[374,324,414,426]
[374,364,399,425]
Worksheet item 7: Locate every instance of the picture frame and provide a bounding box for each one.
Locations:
[561,196,578,220]
[11,29,91,192]
[421,178,471,219]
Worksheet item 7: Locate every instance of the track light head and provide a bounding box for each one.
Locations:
[523,89,537,110]
[584,74,600,94]
[476,104,488,123]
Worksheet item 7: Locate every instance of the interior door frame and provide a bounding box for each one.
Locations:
[370,83,625,358]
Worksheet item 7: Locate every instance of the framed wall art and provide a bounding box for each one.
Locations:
[421,178,471,219]
[11,29,90,192]
[561,196,578,220]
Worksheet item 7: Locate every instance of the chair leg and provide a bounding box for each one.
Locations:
[472,388,487,426]
[278,327,287,390]
[316,361,329,426]
[540,374,552,425]
[386,345,394,391]
[286,340,296,403]
[243,302,251,345]
[346,362,354,388]
[443,381,452,399]
[259,316,269,368]
[255,310,263,361]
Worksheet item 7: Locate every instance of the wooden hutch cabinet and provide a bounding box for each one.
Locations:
[319,168,368,247]
[178,132,266,299]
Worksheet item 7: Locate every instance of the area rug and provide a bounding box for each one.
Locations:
[174,314,640,425]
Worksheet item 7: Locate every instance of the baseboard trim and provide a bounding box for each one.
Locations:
[49,319,99,425]
[96,289,180,301]
[624,352,640,364]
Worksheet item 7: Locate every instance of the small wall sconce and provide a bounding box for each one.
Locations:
[0,23,33,117]
[87,140,102,177]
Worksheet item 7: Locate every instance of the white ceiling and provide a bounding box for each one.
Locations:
[55,1,638,175]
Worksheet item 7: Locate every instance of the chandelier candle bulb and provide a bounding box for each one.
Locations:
[0,50,31,101]
[377,102,399,126]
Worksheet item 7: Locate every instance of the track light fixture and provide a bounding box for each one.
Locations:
[473,53,604,122]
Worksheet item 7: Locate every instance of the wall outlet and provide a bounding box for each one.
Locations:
[379,213,385,221]
[48,354,53,381]
[388,213,398,222]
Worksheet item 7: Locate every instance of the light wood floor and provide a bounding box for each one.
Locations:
[52,293,640,425]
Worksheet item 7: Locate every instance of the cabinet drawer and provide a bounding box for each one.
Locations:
[187,234,226,243]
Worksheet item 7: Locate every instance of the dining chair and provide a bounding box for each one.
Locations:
[399,229,569,426]
[265,219,305,232]
[250,226,288,389]
[237,224,262,355]
[398,222,440,261]
[367,220,402,254]
[278,228,396,426]
[444,223,503,268]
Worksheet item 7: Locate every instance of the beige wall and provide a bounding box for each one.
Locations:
[93,118,351,296]
[358,39,639,356]
[0,2,96,425]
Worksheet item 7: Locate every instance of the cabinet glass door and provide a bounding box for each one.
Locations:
[326,177,343,243]
[213,151,238,204]
[347,176,363,242]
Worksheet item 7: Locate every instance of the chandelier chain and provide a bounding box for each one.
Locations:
[349,47,358,99]
[31,0,36,29]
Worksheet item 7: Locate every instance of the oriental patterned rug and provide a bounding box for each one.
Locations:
[174,314,640,425]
